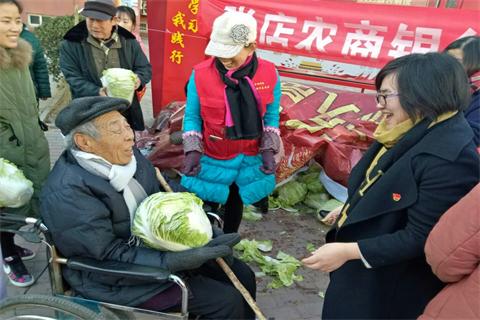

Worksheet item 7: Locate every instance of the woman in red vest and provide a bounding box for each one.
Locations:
[181,11,281,233]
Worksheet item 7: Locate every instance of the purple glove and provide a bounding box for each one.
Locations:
[182,151,202,176]
[260,150,276,175]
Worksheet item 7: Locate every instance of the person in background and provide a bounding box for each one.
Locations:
[0,0,50,287]
[40,96,256,319]
[115,5,147,102]
[116,5,147,55]
[59,0,151,131]
[20,24,51,131]
[180,11,281,233]
[302,53,479,319]
[419,184,479,320]
[444,36,480,146]
[20,24,51,101]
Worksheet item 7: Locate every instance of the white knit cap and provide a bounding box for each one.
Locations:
[204,11,257,59]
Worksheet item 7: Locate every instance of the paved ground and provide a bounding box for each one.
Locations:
[4,39,330,319]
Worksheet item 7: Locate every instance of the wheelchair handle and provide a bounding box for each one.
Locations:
[0,212,30,224]
[0,212,48,233]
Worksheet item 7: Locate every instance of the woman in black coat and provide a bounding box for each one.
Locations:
[303,53,479,319]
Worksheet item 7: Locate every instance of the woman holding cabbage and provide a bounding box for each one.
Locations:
[302,53,479,319]
[0,0,50,287]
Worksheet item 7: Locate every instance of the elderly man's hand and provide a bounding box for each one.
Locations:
[164,245,232,272]
[135,74,141,90]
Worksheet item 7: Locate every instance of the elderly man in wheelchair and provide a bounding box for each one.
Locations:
[39,97,257,319]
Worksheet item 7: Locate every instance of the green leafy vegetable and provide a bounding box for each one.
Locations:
[271,180,308,208]
[298,171,325,193]
[242,205,263,221]
[303,192,330,211]
[101,68,137,102]
[0,158,33,208]
[132,192,212,251]
[306,243,316,253]
[234,239,303,289]
[319,199,344,212]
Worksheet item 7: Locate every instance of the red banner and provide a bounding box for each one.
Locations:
[199,0,478,85]
[146,0,478,114]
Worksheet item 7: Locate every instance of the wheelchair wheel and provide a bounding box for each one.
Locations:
[0,294,117,320]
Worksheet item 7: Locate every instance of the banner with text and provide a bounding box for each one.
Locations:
[199,0,478,84]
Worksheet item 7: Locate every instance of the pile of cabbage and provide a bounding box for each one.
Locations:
[0,158,33,208]
[269,165,343,214]
[132,192,212,251]
[101,68,137,103]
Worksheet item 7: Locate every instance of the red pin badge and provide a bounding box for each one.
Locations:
[392,193,401,201]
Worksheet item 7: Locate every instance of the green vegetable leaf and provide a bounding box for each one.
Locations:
[306,243,316,253]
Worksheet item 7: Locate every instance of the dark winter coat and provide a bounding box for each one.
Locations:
[323,113,479,319]
[465,90,479,146]
[39,149,173,306]
[59,21,151,130]
[0,39,50,217]
[20,26,51,99]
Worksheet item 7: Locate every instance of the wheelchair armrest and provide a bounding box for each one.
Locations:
[66,257,171,282]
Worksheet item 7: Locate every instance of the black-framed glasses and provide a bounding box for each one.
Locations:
[375,92,400,106]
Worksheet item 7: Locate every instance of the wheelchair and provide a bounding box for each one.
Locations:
[0,211,192,320]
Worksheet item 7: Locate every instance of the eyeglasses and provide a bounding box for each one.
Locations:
[375,93,400,106]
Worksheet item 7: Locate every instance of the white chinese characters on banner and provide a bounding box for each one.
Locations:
[224,6,477,63]
[341,20,388,59]
[294,18,338,52]
[260,13,297,48]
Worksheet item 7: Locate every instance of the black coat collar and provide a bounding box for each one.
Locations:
[63,20,136,42]
[341,113,475,227]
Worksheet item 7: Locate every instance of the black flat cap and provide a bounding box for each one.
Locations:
[81,0,116,20]
[56,96,130,135]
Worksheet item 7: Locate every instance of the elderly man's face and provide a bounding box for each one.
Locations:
[80,111,134,165]
[86,17,115,40]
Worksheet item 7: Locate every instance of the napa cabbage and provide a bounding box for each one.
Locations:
[101,68,137,103]
[0,158,33,208]
[132,192,212,251]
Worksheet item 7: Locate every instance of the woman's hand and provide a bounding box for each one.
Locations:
[302,242,361,273]
[321,205,342,226]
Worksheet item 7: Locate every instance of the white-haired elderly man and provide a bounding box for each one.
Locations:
[40,96,256,319]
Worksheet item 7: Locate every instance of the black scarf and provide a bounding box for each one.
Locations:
[215,53,262,140]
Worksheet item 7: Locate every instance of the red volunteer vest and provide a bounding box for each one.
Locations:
[194,57,277,160]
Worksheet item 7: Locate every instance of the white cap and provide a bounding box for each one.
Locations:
[204,11,257,59]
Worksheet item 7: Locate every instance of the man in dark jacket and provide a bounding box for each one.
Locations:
[20,25,51,100]
[40,96,256,319]
[59,0,151,131]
